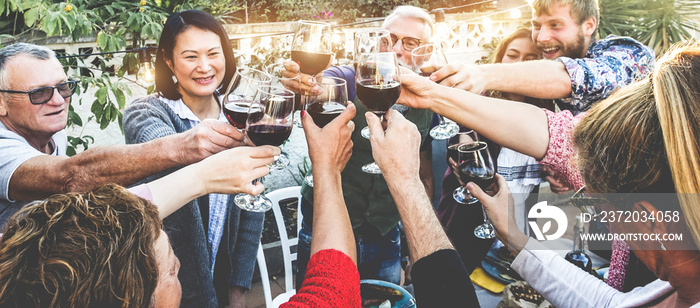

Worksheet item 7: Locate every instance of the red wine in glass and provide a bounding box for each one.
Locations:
[223,101,252,129]
[291,50,334,76]
[355,79,401,116]
[307,101,346,128]
[247,124,293,146]
[458,163,496,190]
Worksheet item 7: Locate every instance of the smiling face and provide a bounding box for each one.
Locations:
[151,230,181,308]
[501,37,541,64]
[0,54,69,149]
[165,27,226,103]
[531,2,594,59]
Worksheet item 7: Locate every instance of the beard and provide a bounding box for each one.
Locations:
[538,27,588,59]
[561,28,588,58]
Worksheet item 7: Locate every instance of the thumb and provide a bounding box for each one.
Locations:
[365,111,384,142]
[328,102,356,128]
[466,181,488,204]
[383,108,404,126]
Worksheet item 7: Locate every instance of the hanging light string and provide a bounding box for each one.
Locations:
[51,1,525,59]
[430,0,499,13]
[55,46,156,59]
[226,0,519,42]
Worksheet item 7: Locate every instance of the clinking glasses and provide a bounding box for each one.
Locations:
[0,80,78,105]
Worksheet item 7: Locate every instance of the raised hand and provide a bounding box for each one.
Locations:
[282,60,323,95]
[195,146,279,196]
[365,109,421,181]
[177,119,249,165]
[430,63,486,93]
[467,174,527,253]
[302,103,356,175]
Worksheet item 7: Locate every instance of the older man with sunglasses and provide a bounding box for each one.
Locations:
[0,43,248,227]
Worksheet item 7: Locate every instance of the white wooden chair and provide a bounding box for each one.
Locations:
[256,186,303,307]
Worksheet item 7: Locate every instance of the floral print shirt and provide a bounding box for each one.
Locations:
[557,35,655,114]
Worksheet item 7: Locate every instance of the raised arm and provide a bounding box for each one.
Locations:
[8,119,245,201]
[281,104,360,308]
[144,145,278,219]
[367,110,478,307]
[433,60,571,100]
[303,104,357,261]
[398,73,551,159]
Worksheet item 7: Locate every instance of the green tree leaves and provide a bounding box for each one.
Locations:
[600,0,700,55]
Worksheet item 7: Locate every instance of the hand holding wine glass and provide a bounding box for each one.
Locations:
[467,174,529,250]
[301,103,356,176]
[234,85,296,212]
[365,109,421,181]
[452,141,496,239]
[411,44,459,140]
[355,51,402,174]
[302,76,349,186]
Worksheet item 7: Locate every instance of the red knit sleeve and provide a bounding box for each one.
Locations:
[280,249,360,308]
[538,109,585,190]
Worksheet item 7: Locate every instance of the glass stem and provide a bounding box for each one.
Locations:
[439,114,447,126]
[481,203,490,224]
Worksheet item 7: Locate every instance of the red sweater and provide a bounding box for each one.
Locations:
[281,249,360,307]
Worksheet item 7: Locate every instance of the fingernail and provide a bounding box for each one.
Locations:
[430,75,437,81]
[301,110,306,117]
[466,183,474,190]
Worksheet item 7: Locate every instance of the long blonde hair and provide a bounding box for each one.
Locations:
[653,42,700,248]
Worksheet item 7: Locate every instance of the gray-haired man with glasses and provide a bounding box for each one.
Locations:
[0,43,248,226]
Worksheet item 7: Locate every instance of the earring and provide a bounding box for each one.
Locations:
[660,242,667,251]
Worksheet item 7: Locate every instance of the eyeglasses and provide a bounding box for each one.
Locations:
[389,34,423,51]
[0,80,78,105]
[570,186,606,219]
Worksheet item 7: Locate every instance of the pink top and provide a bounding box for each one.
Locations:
[539,109,630,291]
[538,110,586,190]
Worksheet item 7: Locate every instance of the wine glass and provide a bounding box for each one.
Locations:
[290,20,334,118]
[452,141,496,239]
[234,85,296,212]
[354,29,392,61]
[445,127,478,167]
[355,52,401,174]
[303,76,349,186]
[411,44,459,140]
[266,62,303,127]
[222,67,272,130]
[354,29,392,139]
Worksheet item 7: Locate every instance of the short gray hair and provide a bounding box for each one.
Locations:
[382,5,435,41]
[0,43,56,90]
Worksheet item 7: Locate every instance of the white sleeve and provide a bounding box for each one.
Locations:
[511,238,672,308]
[0,131,45,202]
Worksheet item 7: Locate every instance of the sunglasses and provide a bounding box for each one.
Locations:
[0,80,78,105]
[389,34,423,51]
[570,186,607,219]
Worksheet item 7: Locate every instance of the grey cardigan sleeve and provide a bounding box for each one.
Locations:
[123,95,189,184]
[228,205,265,289]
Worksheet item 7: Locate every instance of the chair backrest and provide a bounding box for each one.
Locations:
[257,186,303,307]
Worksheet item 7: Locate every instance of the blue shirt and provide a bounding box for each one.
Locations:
[557,35,655,114]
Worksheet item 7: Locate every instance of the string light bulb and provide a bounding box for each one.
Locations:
[510,8,522,19]
[137,48,156,86]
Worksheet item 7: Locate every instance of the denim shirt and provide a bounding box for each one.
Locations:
[557,35,655,114]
